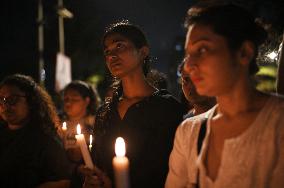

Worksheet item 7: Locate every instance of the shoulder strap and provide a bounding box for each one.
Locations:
[197,118,207,154]
[196,118,207,188]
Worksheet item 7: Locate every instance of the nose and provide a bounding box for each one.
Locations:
[183,55,197,75]
[110,54,118,61]
[0,103,10,112]
[106,52,118,63]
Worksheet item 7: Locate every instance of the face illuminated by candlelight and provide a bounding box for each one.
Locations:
[115,137,126,157]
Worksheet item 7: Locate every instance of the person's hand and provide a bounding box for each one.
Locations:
[37,180,70,188]
[81,166,112,188]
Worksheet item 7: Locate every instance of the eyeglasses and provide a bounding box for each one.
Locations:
[0,95,26,107]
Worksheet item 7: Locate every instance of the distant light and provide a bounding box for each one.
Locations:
[40,69,46,81]
[175,44,182,51]
[266,51,278,61]
[58,8,73,18]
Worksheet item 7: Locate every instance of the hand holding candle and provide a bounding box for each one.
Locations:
[75,124,94,169]
[112,137,130,188]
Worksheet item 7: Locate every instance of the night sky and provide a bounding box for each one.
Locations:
[1,0,283,95]
[1,0,191,93]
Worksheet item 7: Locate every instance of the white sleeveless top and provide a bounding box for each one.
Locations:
[165,95,284,188]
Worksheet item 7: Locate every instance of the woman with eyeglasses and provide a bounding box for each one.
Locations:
[81,21,185,188]
[166,4,284,188]
[0,74,71,188]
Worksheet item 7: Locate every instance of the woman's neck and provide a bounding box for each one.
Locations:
[121,74,156,99]
[192,103,213,115]
[216,78,266,118]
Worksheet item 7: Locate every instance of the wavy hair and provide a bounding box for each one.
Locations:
[0,74,60,137]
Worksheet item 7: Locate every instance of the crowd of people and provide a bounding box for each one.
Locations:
[0,2,283,188]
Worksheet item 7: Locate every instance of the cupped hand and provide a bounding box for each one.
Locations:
[81,166,112,188]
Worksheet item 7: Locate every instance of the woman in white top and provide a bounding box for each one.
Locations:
[166,3,284,188]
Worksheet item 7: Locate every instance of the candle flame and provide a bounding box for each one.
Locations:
[76,124,81,135]
[62,122,67,130]
[90,135,93,145]
[115,137,126,157]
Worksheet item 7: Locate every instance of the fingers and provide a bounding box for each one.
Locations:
[81,166,112,188]
[93,166,105,177]
[83,175,102,188]
[93,167,112,188]
[78,165,93,176]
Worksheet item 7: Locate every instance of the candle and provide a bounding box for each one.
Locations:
[89,134,93,151]
[112,137,130,188]
[62,122,67,131]
[75,124,94,169]
[61,122,67,146]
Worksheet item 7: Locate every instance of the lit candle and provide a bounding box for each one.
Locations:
[112,137,130,188]
[62,122,67,131]
[89,134,93,151]
[75,124,94,169]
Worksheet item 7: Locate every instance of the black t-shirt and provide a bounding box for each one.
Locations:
[93,90,185,188]
[0,124,72,188]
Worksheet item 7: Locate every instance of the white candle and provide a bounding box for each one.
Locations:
[61,122,67,146]
[89,134,93,151]
[112,137,130,188]
[75,124,94,169]
[62,122,67,131]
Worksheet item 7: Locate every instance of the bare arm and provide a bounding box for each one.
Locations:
[165,122,189,188]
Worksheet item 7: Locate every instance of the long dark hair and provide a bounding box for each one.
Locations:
[0,74,60,137]
[96,21,153,130]
[185,3,268,75]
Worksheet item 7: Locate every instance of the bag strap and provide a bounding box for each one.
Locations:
[197,118,207,154]
[196,118,207,188]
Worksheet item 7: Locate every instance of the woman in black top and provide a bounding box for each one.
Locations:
[0,74,71,187]
[83,21,185,188]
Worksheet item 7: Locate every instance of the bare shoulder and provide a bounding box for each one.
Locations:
[264,94,284,133]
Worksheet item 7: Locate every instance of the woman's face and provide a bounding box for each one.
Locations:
[63,89,90,119]
[103,33,147,78]
[181,68,210,104]
[0,85,30,126]
[184,23,241,97]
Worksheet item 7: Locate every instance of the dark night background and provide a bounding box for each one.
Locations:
[1,0,283,97]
